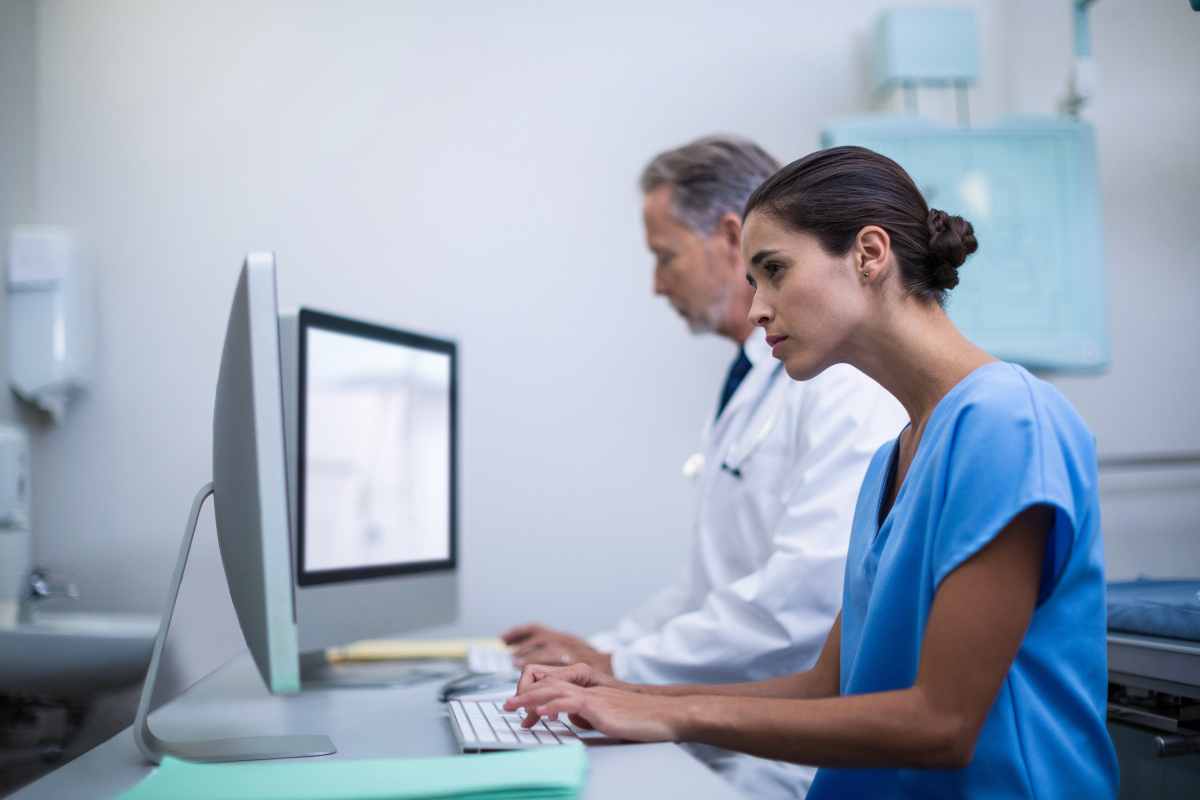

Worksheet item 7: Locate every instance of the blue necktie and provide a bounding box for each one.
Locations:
[716,348,753,420]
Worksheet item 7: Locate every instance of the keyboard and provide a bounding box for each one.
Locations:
[466,644,518,675]
[447,699,608,751]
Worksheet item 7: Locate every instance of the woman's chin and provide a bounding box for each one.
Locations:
[782,353,830,382]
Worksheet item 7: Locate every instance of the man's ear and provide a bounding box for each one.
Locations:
[716,212,743,264]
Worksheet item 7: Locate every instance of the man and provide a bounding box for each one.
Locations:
[503,136,906,798]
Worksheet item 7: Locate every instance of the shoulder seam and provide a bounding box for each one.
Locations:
[1012,365,1047,499]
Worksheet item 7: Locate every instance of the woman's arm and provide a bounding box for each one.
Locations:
[509,506,1051,769]
[634,612,842,700]
[514,613,842,702]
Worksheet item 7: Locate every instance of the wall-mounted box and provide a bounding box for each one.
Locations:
[7,226,95,421]
[873,7,979,93]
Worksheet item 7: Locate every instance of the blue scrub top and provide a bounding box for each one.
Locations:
[808,362,1118,799]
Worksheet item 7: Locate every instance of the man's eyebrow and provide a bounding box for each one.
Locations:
[750,249,779,266]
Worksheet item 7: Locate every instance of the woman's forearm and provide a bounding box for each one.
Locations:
[623,667,837,701]
[672,686,971,769]
[619,613,843,701]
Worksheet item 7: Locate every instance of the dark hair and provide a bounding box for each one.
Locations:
[743,146,977,306]
[640,135,781,234]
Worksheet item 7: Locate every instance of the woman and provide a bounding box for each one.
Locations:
[506,146,1118,798]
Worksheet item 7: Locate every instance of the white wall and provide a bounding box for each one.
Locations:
[997,0,1200,579]
[21,0,1200,652]
[0,0,37,425]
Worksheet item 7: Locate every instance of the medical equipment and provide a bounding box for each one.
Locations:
[6,226,94,422]
[715,362,786,480]
[873,7,978,120]
[1101,454,1200,767]
[1107,580,1200,757]
[1061,0,1100,117]
[829,5,1112,372]
[823,116,1108,372]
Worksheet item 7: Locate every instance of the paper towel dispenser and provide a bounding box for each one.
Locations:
[6,226,95,422]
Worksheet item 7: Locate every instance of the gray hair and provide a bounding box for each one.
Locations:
[639,135,781,234]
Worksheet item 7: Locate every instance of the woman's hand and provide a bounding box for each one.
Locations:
[504,674,686,743]
[514,662,622,695]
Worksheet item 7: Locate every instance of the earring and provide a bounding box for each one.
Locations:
[860,269,870,280]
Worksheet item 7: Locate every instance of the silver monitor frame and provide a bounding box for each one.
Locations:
[133,253,335,763]
[278,309,459,655]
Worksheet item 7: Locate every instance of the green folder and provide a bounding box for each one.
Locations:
[119,744,587,800]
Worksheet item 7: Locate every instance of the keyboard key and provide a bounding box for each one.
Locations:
[545,720,572,736]
[565,721,607,739]
[449,702,473,739]
[463,700,497,742]
[481,710,521,742]
[451,699,590,749]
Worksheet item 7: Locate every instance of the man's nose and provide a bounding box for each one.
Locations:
[653,270,668,296]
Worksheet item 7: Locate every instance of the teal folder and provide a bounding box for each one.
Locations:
[119,744,587,800]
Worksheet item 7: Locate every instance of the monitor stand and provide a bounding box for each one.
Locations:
[133,483,336,764]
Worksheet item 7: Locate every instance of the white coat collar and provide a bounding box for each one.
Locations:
[742,328,773,369]
[705,328,783,438]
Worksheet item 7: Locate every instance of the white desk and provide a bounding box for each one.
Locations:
[11,652,745,799]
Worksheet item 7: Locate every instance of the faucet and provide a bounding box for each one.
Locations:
[19,568,79,623]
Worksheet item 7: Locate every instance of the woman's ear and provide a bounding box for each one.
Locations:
[855,225,891,284]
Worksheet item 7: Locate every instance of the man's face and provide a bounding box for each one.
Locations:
[643,186,730,334]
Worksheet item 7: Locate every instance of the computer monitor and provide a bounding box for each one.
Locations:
[135,253,335,763]
[211,256,301,694]
[278,309,460,653]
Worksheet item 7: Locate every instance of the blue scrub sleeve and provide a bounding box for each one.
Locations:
[930,398,1077,594]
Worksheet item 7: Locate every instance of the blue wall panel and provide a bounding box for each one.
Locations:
[822,116,1109,372]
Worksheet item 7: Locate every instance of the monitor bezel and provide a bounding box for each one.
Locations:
[295,308,458,587]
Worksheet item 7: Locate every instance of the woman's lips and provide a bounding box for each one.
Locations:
[766,334,789,357]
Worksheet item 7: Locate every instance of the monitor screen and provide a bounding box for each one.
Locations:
[296,310,456,586]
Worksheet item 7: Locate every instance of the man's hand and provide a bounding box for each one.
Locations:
[500,623,614,673]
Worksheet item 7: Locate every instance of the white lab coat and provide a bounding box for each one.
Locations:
[590,329,907,799]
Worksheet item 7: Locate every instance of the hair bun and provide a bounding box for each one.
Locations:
[926,208,978,291]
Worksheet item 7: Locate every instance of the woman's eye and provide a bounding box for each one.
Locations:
[765,262,784,281]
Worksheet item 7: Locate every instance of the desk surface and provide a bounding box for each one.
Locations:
[12,653,744,799]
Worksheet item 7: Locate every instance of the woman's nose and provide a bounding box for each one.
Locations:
[748,293,772,327]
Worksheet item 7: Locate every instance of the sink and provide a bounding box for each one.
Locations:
[0,610,158,696]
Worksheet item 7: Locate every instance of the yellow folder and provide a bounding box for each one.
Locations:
[326,637,507,663]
